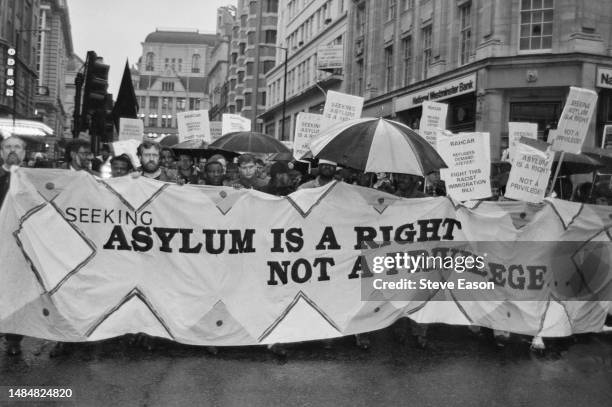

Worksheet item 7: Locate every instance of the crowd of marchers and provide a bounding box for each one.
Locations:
[2,134,610,359]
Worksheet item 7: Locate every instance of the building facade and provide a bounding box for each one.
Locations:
[345,0,612,156]
[227,0,279,131]
[260,0,347,141]
[133,30,218,139]
[34,0,73,141]
[0,0,41,122]
[208,5,236,121]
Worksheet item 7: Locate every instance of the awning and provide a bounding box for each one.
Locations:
[0,118,54,137]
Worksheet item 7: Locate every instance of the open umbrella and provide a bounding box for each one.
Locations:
[170,139,239,159]
[552,151,603,175]
[209,131,290,154]
[308,117,447,175]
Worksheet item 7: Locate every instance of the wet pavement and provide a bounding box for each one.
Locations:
[1,324,611,407]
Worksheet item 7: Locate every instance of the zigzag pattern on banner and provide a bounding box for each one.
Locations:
[85,287,174,341]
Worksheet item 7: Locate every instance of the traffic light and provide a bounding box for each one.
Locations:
[80,51,109,131]
[102,93,115,143]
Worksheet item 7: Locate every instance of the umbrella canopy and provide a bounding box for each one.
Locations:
[170,140,239,159]
[209,131,291,154]
[552,150,603,175]
[159,134,179,147]
[581,146,612,171]
[308,117,447,175]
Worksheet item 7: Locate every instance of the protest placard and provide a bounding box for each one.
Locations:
[293,113,322,160]
[438,132,491,201]
[210,121,223,142]
[118,118,144,141]
[548,87,598,154]
[508,122,538,161]
[177,110,211,143]
[222,114,251,135]
[322,90,363,129]
[419,101,448,149]
[505,138,553,203]
[112,139,141,169]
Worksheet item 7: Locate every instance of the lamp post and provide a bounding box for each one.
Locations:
[257,44,288,140]
[9,28,50,134]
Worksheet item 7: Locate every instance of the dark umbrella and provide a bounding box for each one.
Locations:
[268,151,294,161]
[581,146,612,171]
[309,117,447,175]
[159,135,179,147]
[209,131,291,154]
[170,140,239,159]
[552,151,603,175]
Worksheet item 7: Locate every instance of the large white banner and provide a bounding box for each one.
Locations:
[222,114,251,135]
[118,118,144,141]
[293,113,322,161]
[1,170,611,344]
[508,122,538,162]
[505,139,553,203]
[177,110,211,143]
[438,132,491,201]
[322,90,364,130]
[548,87,598,154]
[419,101,448,149]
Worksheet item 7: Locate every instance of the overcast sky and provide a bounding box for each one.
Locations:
[68,0,236,95]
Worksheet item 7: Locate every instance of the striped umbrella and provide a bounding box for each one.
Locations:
[309,118,447,175]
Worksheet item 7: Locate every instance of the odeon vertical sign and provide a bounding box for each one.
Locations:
[5,47,16,97]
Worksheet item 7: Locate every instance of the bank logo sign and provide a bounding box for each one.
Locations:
[395,73,477,111]
[597,67,612,89]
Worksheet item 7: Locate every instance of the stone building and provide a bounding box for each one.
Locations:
[133,30,218,139]
[0,0,41,122]
[345,0,612,156]
[208,5,237,122]
[34,0,73,140]
[226,0,279,131]
[260,0,347,141]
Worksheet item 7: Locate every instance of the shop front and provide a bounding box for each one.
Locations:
[596,66,612,147]
[394,73,477,132]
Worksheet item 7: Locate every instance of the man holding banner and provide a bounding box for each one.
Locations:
[0,135,27,356]
[138,141,178,182]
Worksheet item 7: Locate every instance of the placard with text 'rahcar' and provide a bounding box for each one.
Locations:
[177,110,211,143]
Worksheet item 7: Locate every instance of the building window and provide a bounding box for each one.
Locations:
[162,82,174,91]
[162,97,172,109]
[231,52,238,64]
[249,1,257,15]
[509,101,561,141]
[238,71,244,83]
[247,32,255,45]
[459,3,472,65]
[264,30,277,44]
[246,62,254,75]
[520,0,553,51]
[258,92,266,106]
[148,116,157,127]
[402,36,412,86]
[422,26,432,78]
[244,92,252,105]
[262,60,275,74]
[265,0,279,13]
[402,0,414,10]
[384,45,393,92]
[161,115,173,128]
[189,98,201,110]
[191,54,201,73]
[236,99,244,111]
[145,52,154,71]
[356,4,366,37]
[356,58,364,96]
[387,0,397,21]
[230,79,236,90]
[176,98,186,111]
[149,96,158,109]
[164,58,169,69]
[178,58,182,72]
[239,43,246,55]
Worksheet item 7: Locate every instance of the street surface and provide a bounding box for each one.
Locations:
[1,324,611,407]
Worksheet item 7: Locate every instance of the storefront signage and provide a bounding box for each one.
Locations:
[396,73,477,111]
[317,44,344,71]
[596,67,612,89]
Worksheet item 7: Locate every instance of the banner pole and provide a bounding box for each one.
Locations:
[547,151,564,197]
